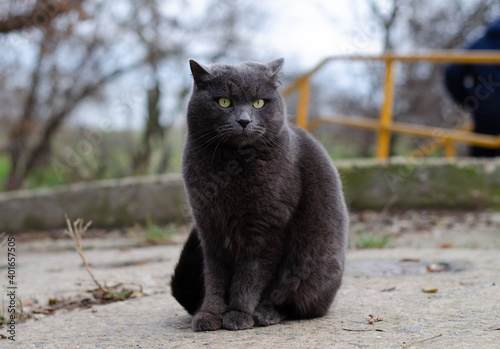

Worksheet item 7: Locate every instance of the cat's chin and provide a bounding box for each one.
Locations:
[223,131,263,147]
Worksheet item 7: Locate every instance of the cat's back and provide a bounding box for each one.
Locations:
[288,123,348,223]
[289,124,341,182]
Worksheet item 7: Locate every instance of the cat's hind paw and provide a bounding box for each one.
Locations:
[222,310,254,330]
[192,311,223,331]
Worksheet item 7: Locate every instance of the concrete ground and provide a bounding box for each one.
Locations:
[1,210,500,348]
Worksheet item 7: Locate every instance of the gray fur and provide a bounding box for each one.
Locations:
[170,58,348,331]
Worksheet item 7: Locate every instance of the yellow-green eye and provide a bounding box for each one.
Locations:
[253,99,265,109]
[218,97,231,108]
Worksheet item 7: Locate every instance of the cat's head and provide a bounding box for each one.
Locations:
[186,58,286,148]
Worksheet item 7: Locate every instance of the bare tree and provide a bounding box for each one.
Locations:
[1,1,147,190]
[368,0,400,50]
[0,0,266,189]
[130,0,265,175]
[391,0,499,148]
[321,0,499,157]
[129,0,168,175]
[0,0,83,33]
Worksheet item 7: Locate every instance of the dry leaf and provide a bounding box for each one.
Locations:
[422,288,438,293]
[426,264,446,273]
[32,309,55,314]
[368,314,383,324]
[22,298,35,307]
[129,291,144,298]
[485,324,500,331]
[438,243,455,249]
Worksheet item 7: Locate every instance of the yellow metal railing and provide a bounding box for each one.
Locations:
[283,50,500,159]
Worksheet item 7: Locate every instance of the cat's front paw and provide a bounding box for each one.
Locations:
[192,311,223,331]
[253,301,285,326]
[222,310,254,330]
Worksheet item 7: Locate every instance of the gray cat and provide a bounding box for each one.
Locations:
[170,58,348,331]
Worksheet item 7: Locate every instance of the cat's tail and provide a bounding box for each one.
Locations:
[170,227,205,315]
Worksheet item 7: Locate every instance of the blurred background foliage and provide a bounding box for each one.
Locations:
[0,0,499,191]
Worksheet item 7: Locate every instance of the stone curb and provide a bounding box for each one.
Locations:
[1,158,500,231]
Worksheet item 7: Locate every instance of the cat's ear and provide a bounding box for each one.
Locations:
[266,58,284,74]
[266,58,284,82]
[189,59,211,83]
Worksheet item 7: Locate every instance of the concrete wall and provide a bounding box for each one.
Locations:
[339,158,500,210]
[0,174,188,232]
[1,158,500,232]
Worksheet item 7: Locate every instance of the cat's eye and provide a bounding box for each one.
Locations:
[218,97,231,108]
[253,99,265,109]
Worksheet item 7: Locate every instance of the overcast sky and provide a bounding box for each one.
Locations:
[68,0,384,130]
[257,0,382,67]
[68,0,393,130]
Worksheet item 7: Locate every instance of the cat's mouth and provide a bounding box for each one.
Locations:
[216,123,265,145]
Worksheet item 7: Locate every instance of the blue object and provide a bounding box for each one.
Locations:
[444,18,500,156]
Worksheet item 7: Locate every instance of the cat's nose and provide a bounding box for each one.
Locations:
[236,112,251,129]
[237,119,251,128]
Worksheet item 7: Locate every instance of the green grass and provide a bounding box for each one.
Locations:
[0,289,25,325]
[349,231,395,249]
[0,127,187,192]
[142,217,177,244]
[0,123,375,192]
[25,168,73,190]
[0,156,10,189]
[166,130,185,173]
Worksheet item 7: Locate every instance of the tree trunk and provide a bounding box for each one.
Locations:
[132,80,164,175]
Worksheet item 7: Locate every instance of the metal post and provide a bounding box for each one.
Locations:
[444,138,456,158]
[296,78,310,129]
[376,59,395,159]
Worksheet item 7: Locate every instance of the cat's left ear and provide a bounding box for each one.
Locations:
[266,58,284,82]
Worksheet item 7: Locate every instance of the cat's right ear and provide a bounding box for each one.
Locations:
[189,60,211,83]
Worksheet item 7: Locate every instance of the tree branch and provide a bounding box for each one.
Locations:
[0,0,83,33]
[23,61,145,178]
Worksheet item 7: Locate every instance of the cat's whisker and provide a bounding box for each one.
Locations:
[204,133,224,146]
[257,135,274,154]
[189,128,230,151]
[189,130,220,147]
[216,123,234,131]
[260,133,313,173]
[210,135,228,167]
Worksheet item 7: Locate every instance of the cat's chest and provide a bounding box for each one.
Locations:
[201,158,281,204]
[185,152,298,225]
